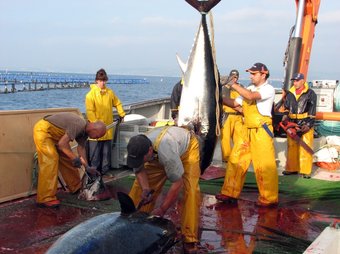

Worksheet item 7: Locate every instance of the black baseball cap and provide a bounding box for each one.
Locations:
[246,62,269,74]
[127,134,152,169]
[229,69,239,77]
[291,73,305,81]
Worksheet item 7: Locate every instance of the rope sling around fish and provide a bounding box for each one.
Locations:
[209,10,221,138]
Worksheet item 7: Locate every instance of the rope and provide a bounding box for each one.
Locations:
[283,26,295,68]
[209,11,221,137]
[334,83,340,112]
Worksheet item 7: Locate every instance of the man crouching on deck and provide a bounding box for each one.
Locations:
[127,126,201,254]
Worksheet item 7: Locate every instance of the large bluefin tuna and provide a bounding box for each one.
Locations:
[177,0,222,173]
[46,192,177,254]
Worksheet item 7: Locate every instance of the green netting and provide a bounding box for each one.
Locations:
[121,173,340,216]
[200,172,340,217]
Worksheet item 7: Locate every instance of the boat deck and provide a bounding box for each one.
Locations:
[1,165,340,254]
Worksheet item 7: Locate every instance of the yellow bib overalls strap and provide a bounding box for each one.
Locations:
[243,99,272,128]
[151,126,171,152]
[242,98,273,137]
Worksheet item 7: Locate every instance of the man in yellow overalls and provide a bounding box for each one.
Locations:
[281,73,317,178]
[220,69,244,163]
[215,63,278,207]
[33,112,106,208]
[127,126,200,254]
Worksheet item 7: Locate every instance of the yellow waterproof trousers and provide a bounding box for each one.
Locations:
[129,135,201,243]
[33,119,81,203]
[286,128,314,175]
[220,100,278,205]
[221,114,243,162]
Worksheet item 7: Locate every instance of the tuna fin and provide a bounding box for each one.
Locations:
[117,192,137,215]
[185,0,221,13]
[176,54,187,74]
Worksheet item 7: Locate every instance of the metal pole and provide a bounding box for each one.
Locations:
[293,0,306,38]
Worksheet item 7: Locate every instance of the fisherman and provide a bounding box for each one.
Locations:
[281,73,317,178]
[85,68,126,175]
[170,79,183,124]
[33,112,106,208]
[220,69,244,163]
[215,63,279,207]
[126,126,201,254]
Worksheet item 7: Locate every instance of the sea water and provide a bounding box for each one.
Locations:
[0,71,282,113]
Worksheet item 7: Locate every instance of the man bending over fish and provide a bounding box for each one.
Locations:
[127,126,200,254]
[33,112,106,208]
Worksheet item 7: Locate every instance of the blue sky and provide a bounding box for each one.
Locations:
[1,0,339,80]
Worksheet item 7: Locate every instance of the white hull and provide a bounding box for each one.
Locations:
[304,226,340,254]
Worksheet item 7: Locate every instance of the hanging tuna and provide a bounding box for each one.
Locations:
[177,0,222,173]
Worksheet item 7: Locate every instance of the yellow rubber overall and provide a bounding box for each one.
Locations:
[221,113,243,162]
[33,119,81,203]
[220,99,278,204]
[286,127,314,175]
[221,90,243,162]
[129,132,201,243]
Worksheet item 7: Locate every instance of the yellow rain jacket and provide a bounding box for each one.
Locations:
[85,84,125,141]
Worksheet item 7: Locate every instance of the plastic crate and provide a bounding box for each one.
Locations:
[314,88,335,112]
[111,123,154,168]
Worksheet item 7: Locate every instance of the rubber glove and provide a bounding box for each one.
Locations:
[118,116,124,123]
[140,189,154,206]
[85,165,100,176]
[281,115,289,126]
[300,124,310,134]
[151,207,166,217]
[72,157,82,168]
